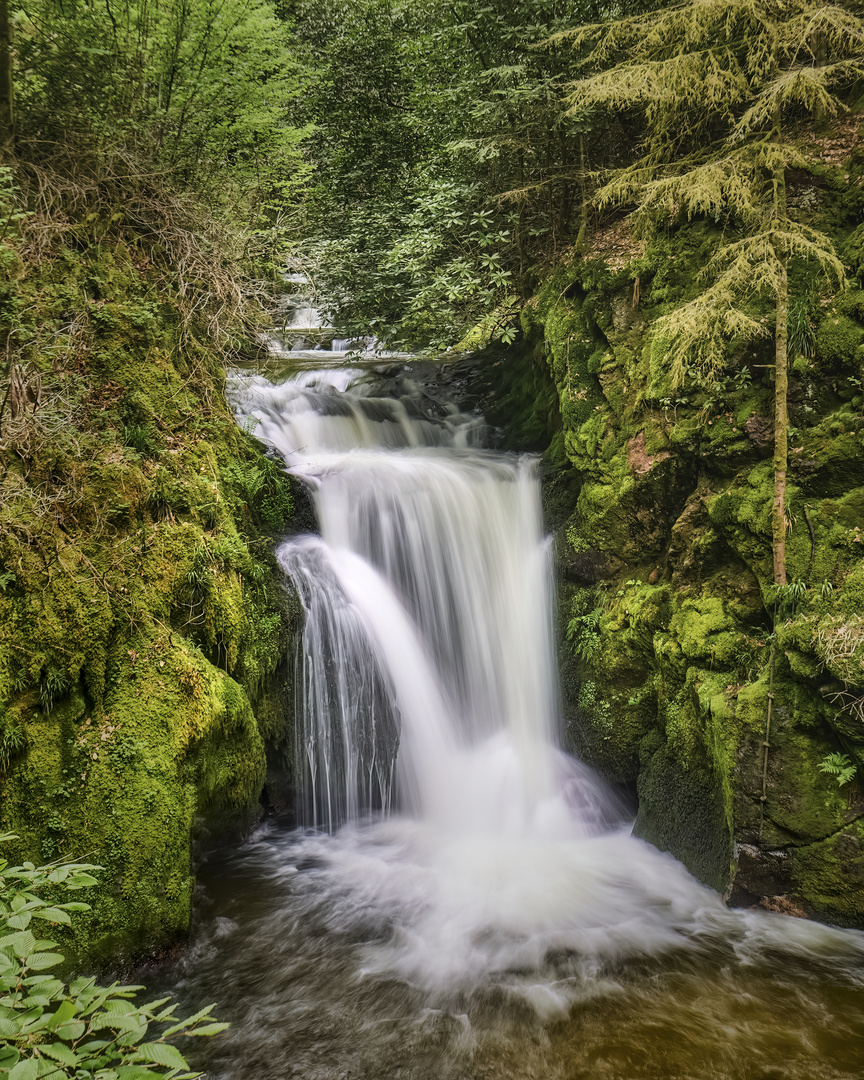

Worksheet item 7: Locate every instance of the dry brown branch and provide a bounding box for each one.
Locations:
[827,687,864,725]
[12,140,270,357]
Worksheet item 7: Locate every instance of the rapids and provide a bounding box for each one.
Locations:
[158,366,864,1079]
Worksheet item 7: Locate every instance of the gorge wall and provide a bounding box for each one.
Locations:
[0,241,299,964]
[478,191,864,926]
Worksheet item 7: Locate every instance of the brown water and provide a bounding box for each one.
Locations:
[157,822,864,1080]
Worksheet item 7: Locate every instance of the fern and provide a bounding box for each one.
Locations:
[567,609,602,662]
[818,752,857,787]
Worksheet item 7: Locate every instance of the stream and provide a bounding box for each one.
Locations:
[157,360,864,1080]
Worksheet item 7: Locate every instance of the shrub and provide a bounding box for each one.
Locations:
[0,836,227,1079]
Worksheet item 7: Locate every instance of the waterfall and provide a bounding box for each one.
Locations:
[229,368,613,837]
[168,363,864,1074]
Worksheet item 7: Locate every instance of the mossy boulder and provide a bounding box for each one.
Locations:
[0,239,298,964]
[518,218,864,926]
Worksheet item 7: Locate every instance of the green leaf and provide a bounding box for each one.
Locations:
[31,909,71,926]
[66,873,98,890]
[37,1042,79,1067]
[9,1058,39,1080]
[2,930,35,958]
[131,1042,189,1070]
[54,1020,86,1041]
[46,999,76,1029]
[25,953,64,972]
[0,1014,23,1036]
[162,1003,219,1035]
[116,1024,148,1047]
[0,1045,20,1069]
[186,1023,230,1036]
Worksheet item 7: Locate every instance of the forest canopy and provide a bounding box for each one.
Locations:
[1,0,862,354]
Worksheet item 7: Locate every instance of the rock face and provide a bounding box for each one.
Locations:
[509,239,864,926]
[0,245,299,964]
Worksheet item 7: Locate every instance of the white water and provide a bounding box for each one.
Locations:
[224,367,864,1006]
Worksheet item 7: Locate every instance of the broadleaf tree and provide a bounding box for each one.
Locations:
[558,0,864,583]
[287,0,642,348]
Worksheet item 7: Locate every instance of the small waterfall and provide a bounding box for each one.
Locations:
[164,362,864,1080]
[229,368,612,836]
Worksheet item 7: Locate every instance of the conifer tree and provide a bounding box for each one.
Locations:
[0,0,12,159]
[558,0,864,584]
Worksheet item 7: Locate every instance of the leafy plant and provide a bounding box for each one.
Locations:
[817,753,857,788]
[770,579,808,619]
[788,299,817,359]
[184,545,213,599]
[0,836,228,1079]
[567,608,602,662]
[123,423,160,457]
[0,720,26,774]
[38,666,70,713]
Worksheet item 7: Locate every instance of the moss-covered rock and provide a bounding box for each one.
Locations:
[516,207,864,926]
[0,238,298,964]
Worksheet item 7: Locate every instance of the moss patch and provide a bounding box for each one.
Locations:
[0,239,298,963]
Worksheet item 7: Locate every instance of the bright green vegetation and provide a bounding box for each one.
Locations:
[0,216,299,961]
[527,148,864,921]
[0,838,228,1079]
[2,0,864,956]
[288,0,661,347]
[560,0,862,584]
[1,0,303,962]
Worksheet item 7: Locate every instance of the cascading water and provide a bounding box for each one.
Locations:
[160,365,864,1080]
[229,369,605,838]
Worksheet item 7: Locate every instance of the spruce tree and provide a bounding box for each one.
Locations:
[558,0,864,584]
[0,0,12,159]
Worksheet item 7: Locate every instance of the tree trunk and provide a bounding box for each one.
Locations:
[575,132,588,253]
[773,259,789,585]
[772,179,789,586]
[0,0,13,160]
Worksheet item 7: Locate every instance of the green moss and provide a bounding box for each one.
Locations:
[0,240,297,964]
[520,215,864,923]
[669,596,746,667]
[815,312,864,370]
[788,823,864,926]
[634,734,733,892]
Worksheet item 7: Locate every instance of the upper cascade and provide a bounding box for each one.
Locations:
[228,367,609,836]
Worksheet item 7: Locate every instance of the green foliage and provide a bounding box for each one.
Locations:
[567,607,602,661]
[292,0,644,347]
[0,235,294,960]
[0,837,228,1079]
[561,0,859,390]
[14,0,308,210]
[0,718,25,774]
[788,299,817,360]
[770,579,808,619]
[817,753,857,788]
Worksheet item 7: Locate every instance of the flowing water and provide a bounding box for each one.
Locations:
[163,366,864,1079]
